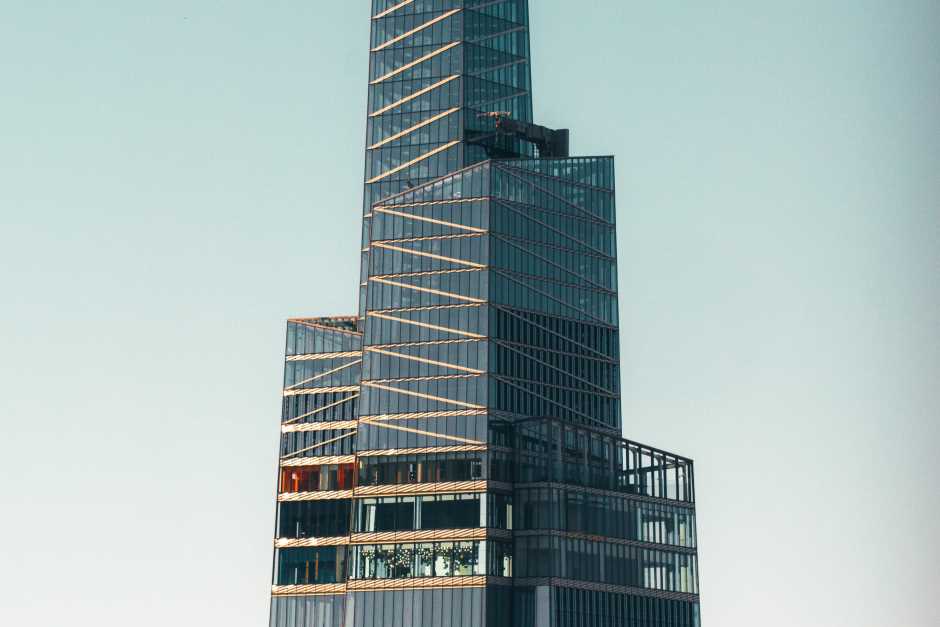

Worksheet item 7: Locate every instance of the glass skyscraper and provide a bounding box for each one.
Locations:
[269,2,701,626]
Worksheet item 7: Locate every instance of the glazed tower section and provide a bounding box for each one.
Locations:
[269,2,701,626]
[272,318,361,623]
[360,0,534,317]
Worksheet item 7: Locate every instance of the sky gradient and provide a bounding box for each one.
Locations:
[1,1,938,625]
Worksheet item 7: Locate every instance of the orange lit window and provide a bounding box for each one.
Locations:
[280,464,356,493]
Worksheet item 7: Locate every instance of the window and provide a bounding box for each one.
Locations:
[355,494,485,533]
[352,540,510,580]
[275,547,346,585]
[278,500,350,538]
[279,463,355,493]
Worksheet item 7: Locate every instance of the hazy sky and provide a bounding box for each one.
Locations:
[1,2,937,626]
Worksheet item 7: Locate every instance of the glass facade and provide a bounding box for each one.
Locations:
[276,547,347,585]
[360,0,536,318]
[350,540,512,579]
[353,493,511,532]
[268,2,701,626]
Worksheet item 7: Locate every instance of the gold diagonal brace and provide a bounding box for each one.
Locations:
[282,394,360,425]
[366,346,483,374]
[366,140,460,184]
[367,311,483,339]
[370,42,460,85]
[372,9,461,52]
[283,360,362,391]
[368,107,460,149]
[372,0,415,20]
[370,276,483,303]
[362,381,484,409]
[370,75,459,117]
[280,431,357,459]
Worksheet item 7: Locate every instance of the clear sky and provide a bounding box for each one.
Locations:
[1,1,937,626]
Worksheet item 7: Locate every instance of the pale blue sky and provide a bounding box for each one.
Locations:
[1,1,937,626]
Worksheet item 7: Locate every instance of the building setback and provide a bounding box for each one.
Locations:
[269,2,701,626]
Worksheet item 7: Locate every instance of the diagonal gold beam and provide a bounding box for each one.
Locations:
[370,42,460,85]
[370,373,476,383]
[271,582,348,597]
[372,9,461,51]
[370,339,478,349]
[374,207,486,234]
[359,418,484,445]
[362,381,484,409]
[367,310,483,339]
[366,140,460,184]
[347,575,487,591]
[371,276,484,303]
[372,303,479,312]
[283,385,359,397]
[291,318,362,336]
[366,346,483,374]
[280,431,357,459]
[283,359,362,391]
[275,537,349,548]
[373,268,479,280]
[359,409,486,422]
[368,107,460,150]
[374,234,479,243]
[280,454,355,467]
[370,75,459,117]
[372,0,415,20]
[375,198,479,209]
[277,490,354,503]
[357,444,486,457]
[286,351,361,362]
[282,420,358,433]
[282,394,359,425]
[372,241,484,268]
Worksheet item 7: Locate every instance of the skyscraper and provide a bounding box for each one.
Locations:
[269,2,701,626]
